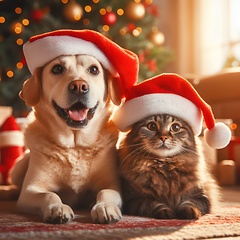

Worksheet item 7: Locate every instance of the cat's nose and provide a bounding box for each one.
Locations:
[160,136,168,142]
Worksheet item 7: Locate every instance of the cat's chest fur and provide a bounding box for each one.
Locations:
[120,155,198,199]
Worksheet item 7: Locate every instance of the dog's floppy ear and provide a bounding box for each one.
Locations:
[19,68,42,106]
[108,76,123,106]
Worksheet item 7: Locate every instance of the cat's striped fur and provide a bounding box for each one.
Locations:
[118,114,219,219]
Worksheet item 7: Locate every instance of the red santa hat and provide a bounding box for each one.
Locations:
[23,29,139,100]
[0,116,24,184]
[113,73,231,149]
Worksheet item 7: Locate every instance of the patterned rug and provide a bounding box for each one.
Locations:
[0,201,240,239]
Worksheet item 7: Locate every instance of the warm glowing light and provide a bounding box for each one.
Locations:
[136,27,142,33]
[134,0,141,3]
[14,23,23,34]
[22,19,29,26]
[15,7,22,14]
[83,18,90,25]
[92,0,99,3]
[16,38,23,45]
[16,62,24,69]
[73,8,82,21]
[119,28,127,36]
[102,25,109,32]
[117,9,124,16]
[106,6,112,12]
[62,0,68,3]
[132,29,140,37]
[100,8,106,15]
[231,123,237,130]
[0,16,5,23]
[85,5,92,12]
[145,0,152,4]
[7,71,14,78]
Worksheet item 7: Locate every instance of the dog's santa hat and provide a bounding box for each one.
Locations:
[113,73,231,149]
[23,29,139,101]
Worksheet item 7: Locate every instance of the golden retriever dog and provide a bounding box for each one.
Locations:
[11,55,122,224]
[0,29,139,224]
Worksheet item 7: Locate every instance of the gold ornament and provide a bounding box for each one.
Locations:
[125,1,145,21]
[148,30,165,46]
[63,1,83,22]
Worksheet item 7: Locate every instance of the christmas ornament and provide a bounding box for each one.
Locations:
[63,1,83,22]
[148,29,165,46]
[146,59,157,72]
[0,113,24,184]
[30,9,45,22]
[127,23,136,32]
[101,11,117,26]
[125,2,145,21]
[113,73,231,150]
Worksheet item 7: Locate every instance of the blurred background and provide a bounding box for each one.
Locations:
[0,0,240,185]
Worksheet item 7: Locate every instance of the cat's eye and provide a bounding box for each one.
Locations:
[88,65,99,75]
[147,122,158,131]
[171,123,181,132]
[51,64,64,74]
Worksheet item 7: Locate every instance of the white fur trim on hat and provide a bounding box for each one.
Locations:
[0,131,24,147]
[204,122,231,149]
[113,93,203,134]
[23,35,117,76]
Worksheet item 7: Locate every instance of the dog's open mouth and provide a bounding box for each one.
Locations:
[52,101,98,128]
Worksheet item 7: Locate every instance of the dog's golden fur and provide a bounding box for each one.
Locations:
[6,55,122,224]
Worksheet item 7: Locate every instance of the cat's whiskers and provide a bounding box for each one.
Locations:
[119,143,148,166]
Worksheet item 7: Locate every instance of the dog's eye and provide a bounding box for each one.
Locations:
[88,65,99,75]
[51,64,64,74]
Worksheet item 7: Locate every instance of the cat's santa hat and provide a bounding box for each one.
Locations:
[113,73,231,149]
[23,29,139,102]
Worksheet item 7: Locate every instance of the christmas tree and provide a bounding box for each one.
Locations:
[0,0,173,117]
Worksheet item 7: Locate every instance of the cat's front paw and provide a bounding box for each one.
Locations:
[153,204,175,219]
[91,202,122,224]
[176,202,201,219]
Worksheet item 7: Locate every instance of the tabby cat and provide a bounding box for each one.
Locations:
[118,114,220,219]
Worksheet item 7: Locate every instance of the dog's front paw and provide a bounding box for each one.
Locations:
[91,202,122,224]
[43,203,74,224]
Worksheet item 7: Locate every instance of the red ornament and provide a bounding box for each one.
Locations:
[138,52,145,63]
[127,23,136,32]
[30,9,45,22]
[101,11,117,26]
[146,60,157,72]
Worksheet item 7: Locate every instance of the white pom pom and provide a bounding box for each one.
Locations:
[204,122,232,149]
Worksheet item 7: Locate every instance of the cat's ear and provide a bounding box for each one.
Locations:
[19,68,42,106]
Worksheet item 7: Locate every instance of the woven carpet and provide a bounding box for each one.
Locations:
[1,198,240,240]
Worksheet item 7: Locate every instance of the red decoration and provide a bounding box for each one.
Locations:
[143,3,159,17]
[138,52,145,63]
[146,59,157,72]
[101,12,117,26]
[0,116,24,184]
[30,9,45,22]
[127,23,136,32]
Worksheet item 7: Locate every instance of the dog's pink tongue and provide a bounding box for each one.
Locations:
[68,109,89,121]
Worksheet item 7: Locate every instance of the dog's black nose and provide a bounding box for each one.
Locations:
[68,80,89,94]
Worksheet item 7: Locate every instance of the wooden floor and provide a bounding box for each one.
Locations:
[221,186,240,206]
